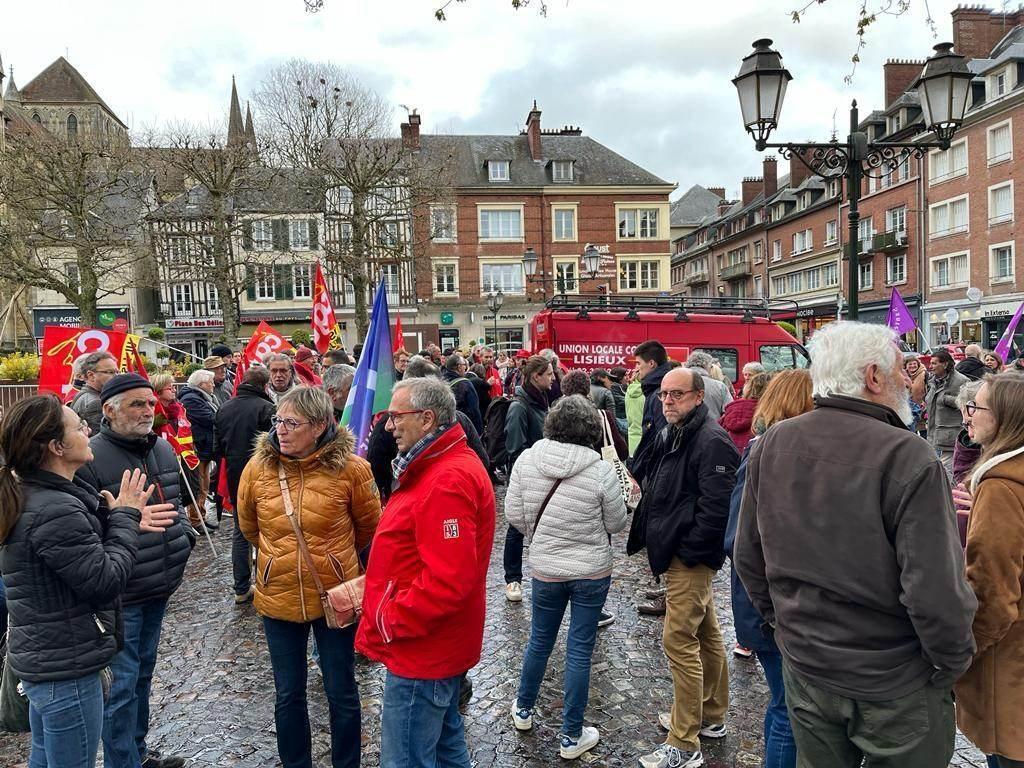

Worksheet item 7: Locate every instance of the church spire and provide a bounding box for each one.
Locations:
[227,75,245,147]
[4,65,22,106]
[244,101,256,143]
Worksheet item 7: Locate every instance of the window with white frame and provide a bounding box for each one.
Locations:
[619,259,661,291]
[380,264,400,304]
[823,262,839,286]
[886,206,907,233]
[858,216,874,251]
[988,121,1013,164]
[828,179,840,198]
[771,276,785,295]
[772,239,782,262]
[989,182,1013,225]
[754,275,763,298]
[293,264,313,299]
[330,186,353,210]
[825,219,838,244]
[481,263,524,294]
[806,268,821,290]
[792,228,813,254]
[289,220,310,251]
[553,208,576,241]
[929,140,968,184]
[433,262,458,295]
[753,241,763,263]
[786,272,803,294]
[430,207,456,241]
[65,262,80,292]
[618,208,659,239]
[552,161,573,182]
[339,222,352,252]
[168,236,188,264]
[380,221,400,247]
[479,208,522,240]
[930,196,969,237]
[254,265,275,300]
[859,261,873,291]
[173,282,193,315]
[487,160,510,182]
[208,284,221,312]
[989,67,1009,99]
[991,243,1014,281]
[201,235,215,265]
[896,158,910,182]
[931,252,969,289]
[887,254,906,284]
[252,220,273,250]
[555,260,578,292]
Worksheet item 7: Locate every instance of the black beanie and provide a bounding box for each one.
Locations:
[210,344,232,358]
[100,373,155,404]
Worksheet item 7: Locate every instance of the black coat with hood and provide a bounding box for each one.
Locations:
[626,402,739,574]
[214,383,275,505]
[628,361,673,486]
[0,471,140,682]
[504,384,549,467]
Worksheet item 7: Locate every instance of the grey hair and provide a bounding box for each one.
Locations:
[79,350,116,375]
[263,352,293,368]
[956,378,985,410]
[742,361,765,374]
[538,348,560,364]
[477,345,493,355]
[321,363,355,392]
[187,369,214,388]
[405,355,440,379]
[444,354,466,372]
[685,351,715,371]
[543,394,602,448]
[807,321,902,399]
[277,386,334,426]
[392,377,456,426]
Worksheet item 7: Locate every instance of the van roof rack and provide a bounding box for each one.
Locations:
[544,293,798,321]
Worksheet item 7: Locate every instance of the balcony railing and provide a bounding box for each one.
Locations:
[873,230,908,251]
[684,270,710,286]
[720,260,752,281]
[157,300,223,322]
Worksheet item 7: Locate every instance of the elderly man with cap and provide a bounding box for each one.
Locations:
[210,343,235,382]
[203,354,233,407]
[76,374,194,768]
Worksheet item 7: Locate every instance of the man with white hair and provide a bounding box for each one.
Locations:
[740,361,765,385]
[956,343,988,381]
[734,322,977,768]
[264,352,300,404]
[684,351,733,420]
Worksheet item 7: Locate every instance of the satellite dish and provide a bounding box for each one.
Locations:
[944,308,960,326]
[966,287,983,303]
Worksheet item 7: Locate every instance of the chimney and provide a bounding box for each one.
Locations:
[884,59,925,108]
[762,156,778,197]
[526,100,542,161]
[707,186,726,200]
[401,111,421,151]
[952,6,1024,61]
[717,200,733,216]
[789,150,811,189]
[742,177,763,206]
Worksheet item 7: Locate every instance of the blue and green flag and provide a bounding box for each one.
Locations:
[341,279,395,456]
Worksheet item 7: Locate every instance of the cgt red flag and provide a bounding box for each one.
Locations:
[311,263,343,355]
[393,314,404,354]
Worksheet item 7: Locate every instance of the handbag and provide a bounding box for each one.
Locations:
[600,411,642,510]
[278,465,365,629]
[0,640,29,733]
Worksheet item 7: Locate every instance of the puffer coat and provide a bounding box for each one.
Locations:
[236,426,381,623]
[506,438,627,580]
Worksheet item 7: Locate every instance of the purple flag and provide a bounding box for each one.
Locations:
[994,300,1024,363]
[886,288,917,335]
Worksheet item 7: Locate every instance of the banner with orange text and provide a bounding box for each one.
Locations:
[38,326,143,402]
[311,263,343,355]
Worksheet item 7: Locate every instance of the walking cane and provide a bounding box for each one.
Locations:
[177,459,218,557]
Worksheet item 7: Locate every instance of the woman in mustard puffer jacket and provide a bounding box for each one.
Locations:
[237,386,380,768]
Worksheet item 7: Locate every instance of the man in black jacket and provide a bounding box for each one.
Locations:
[76,374,193,768]
[214,366,275,603]
[442,354,483,434]
[631,368,738,768]
[629,341,674,487]
[956,343,988,380]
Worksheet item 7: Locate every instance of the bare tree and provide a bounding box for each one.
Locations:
[0,129,154,328]
[254,59,456,339]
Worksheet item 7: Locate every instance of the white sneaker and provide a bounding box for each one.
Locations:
[505,581,523,602]
[638,745,703,768]
[658,712,671,731]
[511,701,532,731]
[560,726,599,759]
[699,722,727,739]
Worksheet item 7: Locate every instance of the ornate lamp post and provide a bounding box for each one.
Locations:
[486,289,504,347]
[522,244,602,297]
[733,40,972,320]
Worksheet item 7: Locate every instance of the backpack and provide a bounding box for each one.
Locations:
[483,396,514,472]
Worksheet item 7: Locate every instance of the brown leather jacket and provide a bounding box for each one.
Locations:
[237,427,381,623]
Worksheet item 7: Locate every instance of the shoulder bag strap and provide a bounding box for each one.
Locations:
[600,410,614,448]
[277,464,328,597]
[533,477,564,534]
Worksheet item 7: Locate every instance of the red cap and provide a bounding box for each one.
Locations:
[515,349,532,359]
[294,346,315,363]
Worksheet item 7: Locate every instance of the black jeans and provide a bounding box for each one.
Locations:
[231,519,252,596]
[503,524,524,584]
[262,618,360,768]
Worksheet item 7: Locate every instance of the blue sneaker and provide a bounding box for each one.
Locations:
[560,726,599,759]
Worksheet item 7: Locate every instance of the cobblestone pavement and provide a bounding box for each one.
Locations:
[2,496,987,768]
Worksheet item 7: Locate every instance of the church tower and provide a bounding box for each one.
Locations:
[227,76,245,147]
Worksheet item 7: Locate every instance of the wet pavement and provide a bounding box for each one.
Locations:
[1,495,988,768]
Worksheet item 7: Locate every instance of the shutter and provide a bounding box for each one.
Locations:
[309,219,319,250]
[274,264,293,300]
[246,266,256,301]
[282,220,291,251]
[242,221,253,251]
[272,220,283,251]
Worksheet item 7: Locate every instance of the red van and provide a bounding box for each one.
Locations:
[529,295,810,388]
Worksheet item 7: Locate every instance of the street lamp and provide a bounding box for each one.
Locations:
[486,288,504,348]
[522,244,603,297]
[734,40,972,320]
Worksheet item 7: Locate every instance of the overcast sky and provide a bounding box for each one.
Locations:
[3,0,967,198]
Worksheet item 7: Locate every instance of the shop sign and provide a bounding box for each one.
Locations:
[164,317,224,330]
[794,304,837,319]
[982,301,1023,318]
[555,341,632,367]
[32,306,130,338]
[482,313,527,322]
[440,311,454,326]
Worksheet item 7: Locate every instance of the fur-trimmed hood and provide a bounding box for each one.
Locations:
[251,424,356,471]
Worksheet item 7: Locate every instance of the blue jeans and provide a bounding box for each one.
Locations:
[516,576,610,738]
[262,617,359,768]
[988,756,1024,768]
[381,672,470,768]
[103,597,168,768]
[503,524,524,584]
[757,650,796,768]
[23,673,104,768]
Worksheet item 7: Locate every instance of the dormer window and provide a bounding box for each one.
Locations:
[989,67,1011,100]
[889,110,902,134]
[827,179,840,198]
[487,160,510,182]
[552,160,573,182]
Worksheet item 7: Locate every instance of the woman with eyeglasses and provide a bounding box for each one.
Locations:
[954,374,1024,768]
[0,394,175,768]
[236,386,381,768]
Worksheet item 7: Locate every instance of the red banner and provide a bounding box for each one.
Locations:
[311,263,343,355]
[38,326,140,402]
[393,315,404,354]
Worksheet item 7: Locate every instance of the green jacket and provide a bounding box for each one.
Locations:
[626,379,645,457]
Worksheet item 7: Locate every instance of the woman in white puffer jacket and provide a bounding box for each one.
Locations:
[505,394,628,761]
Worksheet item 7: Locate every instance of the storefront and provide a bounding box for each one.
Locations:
[428,306,533,353]
[791,304,838,342]
[981,300,1024,361]
[163,316,225,361]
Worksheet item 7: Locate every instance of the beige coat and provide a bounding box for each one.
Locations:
[956,448,1024,760]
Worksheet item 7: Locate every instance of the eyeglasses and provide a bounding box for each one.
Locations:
[74,419,90,435]
[965,401,990,417]
[271,416,312,432]
[93,368,119,376]
[657,389,696,401]
[385,409,425,424]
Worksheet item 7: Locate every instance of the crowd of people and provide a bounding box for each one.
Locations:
[0,325,1021,768]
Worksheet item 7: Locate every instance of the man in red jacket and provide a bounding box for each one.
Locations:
[356,377,496,767]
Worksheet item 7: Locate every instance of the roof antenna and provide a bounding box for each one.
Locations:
[65,47,69,61]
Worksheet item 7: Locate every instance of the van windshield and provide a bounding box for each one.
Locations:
[760,344,811,372]
[692,348,738,382]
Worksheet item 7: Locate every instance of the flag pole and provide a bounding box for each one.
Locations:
[177,458,218,557]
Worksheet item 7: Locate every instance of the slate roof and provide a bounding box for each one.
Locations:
[20,57,127,128]
[671,185,724,227]
[149,168,324,220]
[418,133,670,188]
